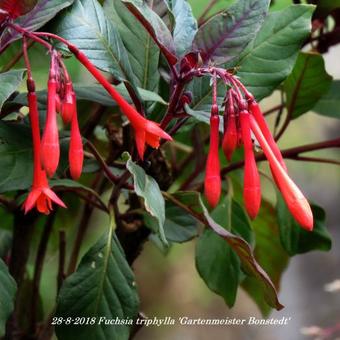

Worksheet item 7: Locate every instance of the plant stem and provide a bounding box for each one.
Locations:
[57,230,66,292]
[221,137,340,175]
[30,212,56,334]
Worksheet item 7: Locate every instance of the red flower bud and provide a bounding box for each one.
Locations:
[222,110,238,161]
[61,81,76,124]
[41,79,60,177]
[23,83,66,215]
[204,115,221,208]
[249,115,313,230]
[240,110,261,219]
[69,109,83,180]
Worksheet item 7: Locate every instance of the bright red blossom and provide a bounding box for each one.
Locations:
[204,106,221,208]
[240,110,261,219]
[41,72,60,177]
[23,88,66,215]
[69,47,172,159]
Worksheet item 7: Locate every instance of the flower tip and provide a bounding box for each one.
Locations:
[204,176,221,208]
[244,188,261,220]
[286,196,314,231]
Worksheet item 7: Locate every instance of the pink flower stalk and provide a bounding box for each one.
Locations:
[249,115,313,230]
[222,92,238,161]
[240,110,261,219]
[61,81,76,124]
[204,106,221,208]
[23,85,66,215]
[41,57,60,177]
[68,46,172,159]
[69,108,83,180]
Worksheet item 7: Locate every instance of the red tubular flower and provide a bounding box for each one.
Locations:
[222,97,238,162]
[61,81,76,124]
[240,110,261,219]
[249,115,313,230]
[41,77,60,177]
[204,111,221,208]
[248,100,287,171]
[69,108,83,180]
[23,85,66,215]
[68,46,172,159]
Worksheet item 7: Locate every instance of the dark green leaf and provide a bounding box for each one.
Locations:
[104,0,160,93]
[199,197,283,310]
[0,230,12,259]
[313,80,340,119]
[0,69,25,110]
[277,196,332,256]
[196,229,240,307]
[126,154,167,245]
[284,52,332,119]
[196,195,241,307]
[314,0,340,16]
[53,0,136,85]
[0,121,33,193]
[242,200,289,316]
[0,0,74,51]
[236,5,314,100]
[163,202,198,242]
[231,200,253,244]
[0,258,17,337]
[122,0,177,64]
[193,0,270,64]
[172,0,197,57]
[56,228,139,340]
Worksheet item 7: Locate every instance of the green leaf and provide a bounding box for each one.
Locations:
[242,200,289,316]
[0,0,74,51]
[0,121,33,193]
[199,197,283,310]
[104,0,160,93]
[277,196,332,256]
[126,154,167,245]
[56,228,139,340]
[0,230,12,259]
[160,201,198,243]
[313,80,340,119]
[196,229,240,307]
[0,258,17,337]
[172,0,197,57]
[193,0,270,65]
[236,4,315,101]
[53,0,136,85]
[284,52,332,119]
[122,0,177,64]
[0,69,25,110]
[196,195,241,307]
[231,200,253,244]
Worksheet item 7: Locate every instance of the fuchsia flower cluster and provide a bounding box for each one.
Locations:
[21,37,172,215]
[202,68,314,231]
[1,3,313,231]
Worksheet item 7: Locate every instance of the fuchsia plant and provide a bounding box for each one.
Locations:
[0,0,338,339]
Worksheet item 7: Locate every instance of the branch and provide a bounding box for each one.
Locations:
[221,138,340,175]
